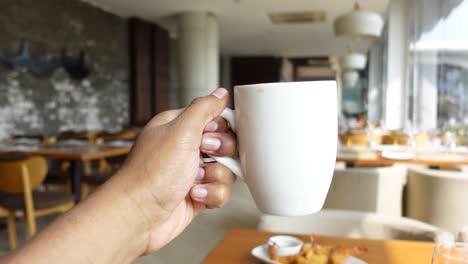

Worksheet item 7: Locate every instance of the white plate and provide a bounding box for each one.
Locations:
[372,144,408,152]
[251,243,367,264]
[381,151,415,160]
[106,140,134,147]
[58,139,89,146]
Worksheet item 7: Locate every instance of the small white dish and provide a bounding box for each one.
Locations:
[268,235,303,256]
[251,244,280,264]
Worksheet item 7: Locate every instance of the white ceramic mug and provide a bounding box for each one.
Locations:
[212,81,338,216]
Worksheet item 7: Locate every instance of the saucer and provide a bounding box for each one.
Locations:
[251,243,367,264]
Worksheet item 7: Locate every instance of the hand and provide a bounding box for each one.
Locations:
[115,88,237,255]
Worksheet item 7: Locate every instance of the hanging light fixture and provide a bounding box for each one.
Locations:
[339,52,367,70]
[342,70,359,87]
[334,2,384,40]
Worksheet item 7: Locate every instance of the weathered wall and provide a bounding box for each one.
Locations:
[0,0,128,138]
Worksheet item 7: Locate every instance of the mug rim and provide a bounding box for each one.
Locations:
[234,80,336,90]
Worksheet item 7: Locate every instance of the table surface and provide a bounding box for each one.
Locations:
[337,147,468,167]
[337,153,468,167]
[0,143,132,161]
[202,229,435,264]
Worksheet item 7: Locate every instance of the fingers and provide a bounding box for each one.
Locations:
[204,116,229,133]
[190,183,232,209]
[196,162,236,185]
[176,88,229,133]
[200,132,237,157]
[191,163,235,208]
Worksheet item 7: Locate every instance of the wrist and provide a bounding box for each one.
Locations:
[98,171,151,260]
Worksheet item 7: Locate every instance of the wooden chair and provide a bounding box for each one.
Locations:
[382,133,429,146]
[0,156,74,249]
[79,130,135,199]
[339,133,383,146]
[98,130,138,142]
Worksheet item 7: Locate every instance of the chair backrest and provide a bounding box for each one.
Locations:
[59,131,100,144]
[406,166,468,234]
[258,209,448,242]
[0,156,48,193]
[100,130,138,142]
[324,165,407,217]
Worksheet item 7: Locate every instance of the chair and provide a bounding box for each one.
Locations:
[258,209,448,242]
[324,165,407,217]
[339,134,382,146]
[80,130,138,198]
[57,131,114,199]
[98,130,138,142]
[406,166,468,234]
[382,133,428,146]
[0,156,74,249]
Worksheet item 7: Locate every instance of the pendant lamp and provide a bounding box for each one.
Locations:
[334,2,384,40]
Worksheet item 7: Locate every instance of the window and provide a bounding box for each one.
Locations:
[408,0,468,140]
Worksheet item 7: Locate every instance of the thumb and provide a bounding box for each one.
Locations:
[176,88,229,132]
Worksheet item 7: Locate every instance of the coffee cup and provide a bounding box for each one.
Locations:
[211,81,337,216]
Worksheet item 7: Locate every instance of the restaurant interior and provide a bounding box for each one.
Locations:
[0,0,468,263]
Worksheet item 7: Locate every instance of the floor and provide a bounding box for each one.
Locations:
[0,181,262,263]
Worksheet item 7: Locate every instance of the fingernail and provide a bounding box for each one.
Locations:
[211,88,227,99]
[202,136,222,151]
[205,121,218,132]
[196,167,205,181]
[192,186,208,199]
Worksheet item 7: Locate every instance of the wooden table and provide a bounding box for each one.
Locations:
[0,144,132,202]
[337,153,468,167]
[337,148,468,167]
[202,229,435,264]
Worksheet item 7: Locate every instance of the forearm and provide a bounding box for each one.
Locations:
[1,172,149,264]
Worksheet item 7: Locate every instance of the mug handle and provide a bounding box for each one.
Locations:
[207,108,244,178]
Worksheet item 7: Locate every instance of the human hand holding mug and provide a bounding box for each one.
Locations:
[210,81,338,216]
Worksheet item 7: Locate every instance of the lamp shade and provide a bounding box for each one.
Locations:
[342,70,359,87]
[334,3,384,39]
[339,52,367,70]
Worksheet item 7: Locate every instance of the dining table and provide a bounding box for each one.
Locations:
[202,229,435,264]
[337,145,468,167]
[0,142,132,202]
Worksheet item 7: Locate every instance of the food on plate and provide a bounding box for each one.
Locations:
[268,235,367,264]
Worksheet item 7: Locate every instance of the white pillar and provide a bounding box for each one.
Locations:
[206,14,219,93]
[368,41,383,123]
[411,52,438,131]
[178,12,219,106]
[383,0,410,130]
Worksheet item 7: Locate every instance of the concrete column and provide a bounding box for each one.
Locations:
[383,0,410,130]
[412,52,438,131]
[206,14,219,93]
[177,12,219,106]
[367,41,383,123]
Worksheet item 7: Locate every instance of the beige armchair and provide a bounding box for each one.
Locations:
[258,209,448,242]
[324,165,407,217]
[406,166,468,234]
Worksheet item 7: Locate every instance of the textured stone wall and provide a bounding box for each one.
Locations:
[0,0,128,138]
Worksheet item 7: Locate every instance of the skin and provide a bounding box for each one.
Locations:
[0,88,237,264]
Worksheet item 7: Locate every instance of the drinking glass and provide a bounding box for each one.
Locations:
[432,242,468,264]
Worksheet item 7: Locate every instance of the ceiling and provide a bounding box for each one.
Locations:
[81,0,389,56]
